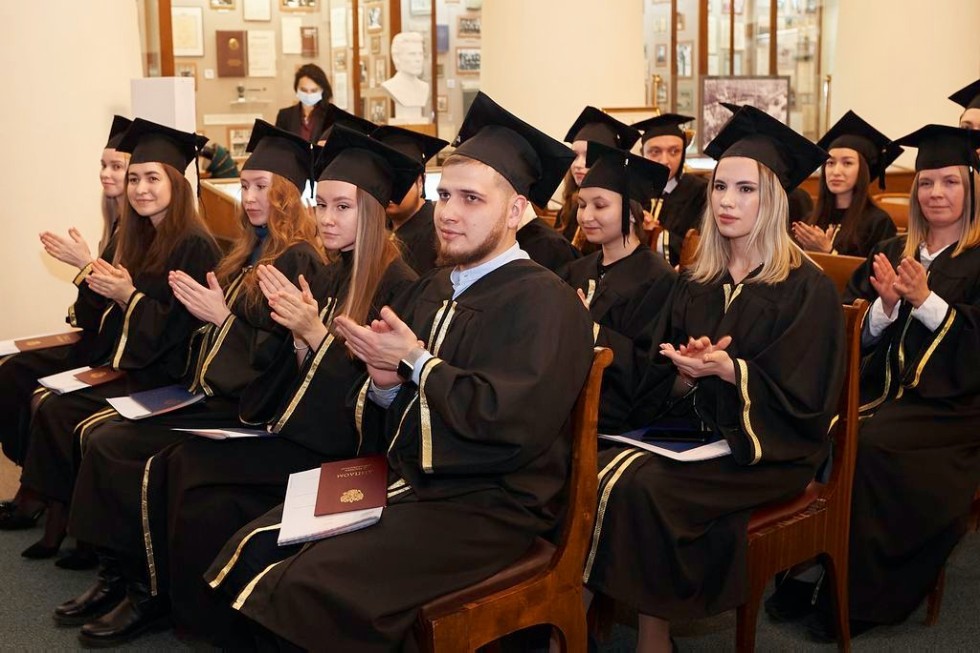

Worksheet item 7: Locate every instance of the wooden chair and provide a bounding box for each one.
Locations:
[808,252,865,295]
[871,193,909,233]
[735,300,868,653]
[679,228,700,270]
[921,487,980,627]
[415,347,613,653]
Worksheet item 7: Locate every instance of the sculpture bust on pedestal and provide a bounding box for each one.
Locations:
[382,32,430,123]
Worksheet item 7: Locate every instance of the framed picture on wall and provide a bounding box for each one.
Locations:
[456,47,481,74]
[333,48,347,71]
[366,3,384,33]
[211,0,236,9]
[171,6,204,57]
[280,0,316,12]
[370,35,381,54]
[369,97,388,124]
[227,125,253,158]
[374,57,387,86]
[175,61,198,90]
[676,41,693,78]
[437,95,448,112]
[699,75,790,151]
[654,44,667,67]
[457,15,481,38]
[409,0,431,15]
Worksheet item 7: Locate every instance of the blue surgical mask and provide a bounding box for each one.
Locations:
[297,90,323,107]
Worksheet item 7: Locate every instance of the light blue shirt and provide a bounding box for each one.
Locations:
[369,243,530,407]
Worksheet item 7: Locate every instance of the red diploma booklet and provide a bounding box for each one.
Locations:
[314,455,388,517]
[14,331,81,351]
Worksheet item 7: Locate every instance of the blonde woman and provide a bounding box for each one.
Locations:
[583,106,845,652]
[808,125,980,641]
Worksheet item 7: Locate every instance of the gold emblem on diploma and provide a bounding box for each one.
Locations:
[340,489,365,504]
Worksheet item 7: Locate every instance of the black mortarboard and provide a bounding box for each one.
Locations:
[314,124,422,206]
[581,141,670,237]
[895,124,980,223]
[116,118,208,171]
[318,107,376,141]
[105,115,132,150]
[704,105,827,191]
[241,119,315,193]
[564,106,641,150]
[949,79,980,111]
[452,92,574,206]
[817,110,904,189]
[631,113,695,144]
[371,126,448,165]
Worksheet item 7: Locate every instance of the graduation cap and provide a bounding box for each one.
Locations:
[949,79,980,111]
[318,107,376,142]
[894,125,980,222]
[580,141,670,238]
[704,105,827,191]
[240,119,315,194]
[371,125,448,165]
[631,113,695,145]
[315,124,423,206]
[116,118,208,171]
[564,106,641,150]
[817,110,904,189]
[451,91,574,206]
[105,115,132,150]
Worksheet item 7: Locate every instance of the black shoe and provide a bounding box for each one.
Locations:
[78,583,170,647]
[56,548,99,570]
[804,610,878,643]
[764,578,818,623]
[21,540,62,559]
[54,579,126,627]
[0,505,45,530]
[0,499,17,513]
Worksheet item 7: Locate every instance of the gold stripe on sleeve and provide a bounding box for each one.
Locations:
[387,394,418,454]
[110,292,145,369]
[76,407,118,450]
[232,560,286,611]
[198,315,238,397]
[353,375,370,453]
[271,334,337,433]
[73,262,94,287]
[419,357,445,473]
[735,358,762,465]
[140,456,159,596]
[208,523,283,589]
[583,450,647,582]
[592,322,601,345]
[906,308,956,390]
[431,302,457,356]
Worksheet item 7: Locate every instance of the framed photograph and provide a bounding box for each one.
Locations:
[280,0,316,12]
[676,41,693,78]
[457,15,481,38]
[676,84,695,113]
[175,61,198,90]
[227,125,252,159]
[369,97,388,124]
[171,6,204,57]
[243,0,272,21]
[436,24,449,53]
[210,0,236,9]
[436,62,445,77]
[456,47,481,74]
[366,3,384,33]
[654,44,667,67]
[676,12,686,31]
[370,35,381,54]
[409,0,431,15]
[333,48,347,71]
[656,80,668,107]
[301,26,319,57]
[359,59,368,84]
[436,95,448,112]
[374,57,387,86]
[699,76,791,151]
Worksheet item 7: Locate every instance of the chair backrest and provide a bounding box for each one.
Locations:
[872,193,910,232]
[645,224,664,251]
[679,228,700,270]
[808,252,865,295]
[551,347,613,580]
[819,300,867,507]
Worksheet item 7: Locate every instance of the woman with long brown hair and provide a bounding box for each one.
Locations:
[3,119,220,563]
[792,111,901,257]
[0,116,131,527]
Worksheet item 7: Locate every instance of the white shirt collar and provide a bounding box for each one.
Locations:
[918,241,954,269]
[449,243,530,299]
[663,177,679,194]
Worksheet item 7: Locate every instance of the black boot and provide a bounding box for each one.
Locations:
[54,551,126,626]
[77,578,170,647]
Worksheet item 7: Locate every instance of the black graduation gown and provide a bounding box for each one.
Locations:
[0,232,119,465]
[812,205,897,258]
[391,201,438,275]
[517,217,581,273]
[20,233,220,505]
[842,236,980,624]
[651,174,708,267]
[152,258,416,643]
[559,246,677,433]
[67,242,326,558]
[584,262,845,620]
[205,259,594,651]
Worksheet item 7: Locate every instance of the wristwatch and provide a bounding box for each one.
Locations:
[397,346,428,383]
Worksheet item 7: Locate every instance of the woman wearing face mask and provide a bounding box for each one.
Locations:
[6,119,221,562]
[559,143,675,434]
[792,111,900,257]
[56,120,331,646]
[583,107,844,652]
[275,64,335,143]
[0,117,131,518]
[798,126,980,642]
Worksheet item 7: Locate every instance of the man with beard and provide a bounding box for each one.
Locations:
[203,92,595,651]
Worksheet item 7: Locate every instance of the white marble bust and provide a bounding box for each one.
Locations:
[382,32,430,122]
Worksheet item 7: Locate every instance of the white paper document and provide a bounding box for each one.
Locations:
[598,434,733,462]
[172,427,269,440]
[38,366,94,395]
[107,385,205,420]
[0,329,81,356]
[277,468,383,546]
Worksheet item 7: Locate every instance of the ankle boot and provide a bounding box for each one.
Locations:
[78,578,171,646]
[54,551,125,626]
